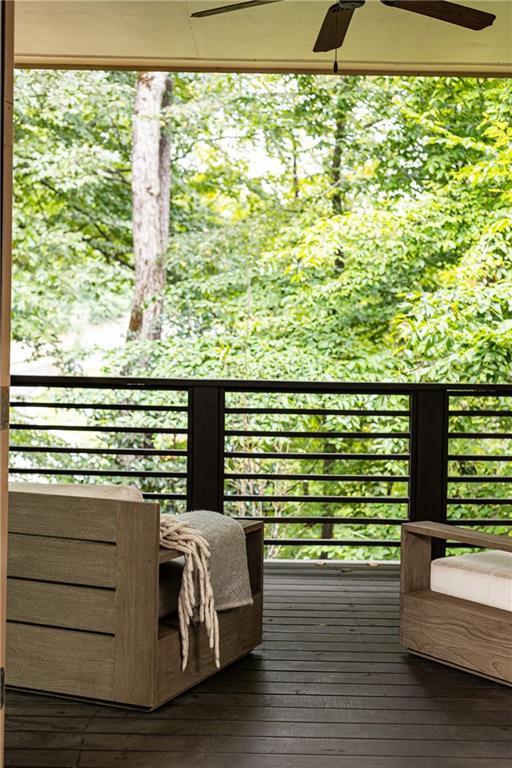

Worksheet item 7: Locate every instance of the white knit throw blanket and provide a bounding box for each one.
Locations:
[159,511,253,671]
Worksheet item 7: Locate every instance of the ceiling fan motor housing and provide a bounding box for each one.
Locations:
[337,1,365,9]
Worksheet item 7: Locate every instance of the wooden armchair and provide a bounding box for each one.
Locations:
[6,488,263,709]
[400,521,512,684]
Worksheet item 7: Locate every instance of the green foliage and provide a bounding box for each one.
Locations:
[11,70,512,559]
[13,70,134,359]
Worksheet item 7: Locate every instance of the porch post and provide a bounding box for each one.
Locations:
[187,386,225,513]
[409,388,449,559]
[0,1,14,763]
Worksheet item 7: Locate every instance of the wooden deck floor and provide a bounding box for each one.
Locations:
[5,566,512,768]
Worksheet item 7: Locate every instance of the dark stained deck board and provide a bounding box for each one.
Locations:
[6,568,512,768]
[7,732,512,758]
[6,755,512,768]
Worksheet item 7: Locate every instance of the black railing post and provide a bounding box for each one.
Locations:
[187,386,225,512]
[409,389,449,559]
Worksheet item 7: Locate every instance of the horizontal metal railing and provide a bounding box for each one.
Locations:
[8,375,512,558]
[222,386,409,555]
[447,392,512,534]
[9,378,190,507]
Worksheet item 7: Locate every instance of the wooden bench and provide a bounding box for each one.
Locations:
[6,489,263,709]
[400,521,512,685]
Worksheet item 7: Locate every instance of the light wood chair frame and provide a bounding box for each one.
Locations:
[400,520,512,685]
[6,490,263,709]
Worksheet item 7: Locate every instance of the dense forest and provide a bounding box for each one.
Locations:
[13,70,512,382]
[10,70,512,558]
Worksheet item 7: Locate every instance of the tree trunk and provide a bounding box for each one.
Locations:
[129,72,172,341]
[332,105,346,272]
[291,134,299,200]
[331,79,359,272]
[331,109,345,216]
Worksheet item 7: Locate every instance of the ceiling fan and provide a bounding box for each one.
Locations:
[191,1,496,53]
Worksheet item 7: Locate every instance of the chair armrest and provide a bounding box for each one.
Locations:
[403,521,512,554]
[401,521,512,596]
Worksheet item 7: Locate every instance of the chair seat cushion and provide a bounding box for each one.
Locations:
[431,550,512,612]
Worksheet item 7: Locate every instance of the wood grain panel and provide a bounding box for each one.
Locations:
[8,491,117,542]
[245,524,264,597]
[9,728,512,758]
[113,501,159,707]
[6,579,115,633]
[75,754,511,768]
[156,594,262,705]
[401,590,512,684]
[159,547,181,564]
[168,690,510,708]
[400,525,431,598]
[240,521,263,535]
[7,534,116,587]
[402,521,512,552]
[0,1,15,762]
[6,623,114,700]
[35,715,512,738]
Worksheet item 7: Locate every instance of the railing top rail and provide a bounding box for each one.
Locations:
[9,374,512,394]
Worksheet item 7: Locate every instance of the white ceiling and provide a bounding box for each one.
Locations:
[14,0,512,75]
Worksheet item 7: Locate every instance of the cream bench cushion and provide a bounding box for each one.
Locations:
[431,550,512,612]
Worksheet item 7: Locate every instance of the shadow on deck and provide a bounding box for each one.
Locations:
[6,566,512,768]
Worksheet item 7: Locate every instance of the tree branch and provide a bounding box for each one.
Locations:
[38,178,133,269]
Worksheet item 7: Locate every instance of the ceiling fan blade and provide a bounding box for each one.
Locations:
[191,0,282,18]
[381,1,495,30]
[313,4,355,52]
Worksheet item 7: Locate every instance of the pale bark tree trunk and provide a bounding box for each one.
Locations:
[129,72,172,341]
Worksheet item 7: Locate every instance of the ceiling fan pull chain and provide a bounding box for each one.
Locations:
[333,9,339,74]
